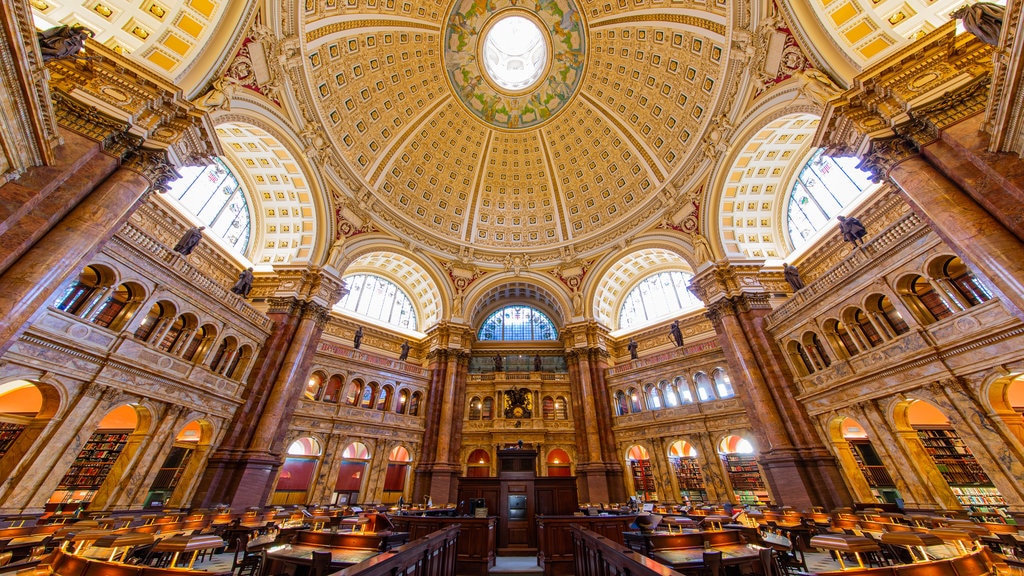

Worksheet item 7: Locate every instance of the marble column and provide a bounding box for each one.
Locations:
[888,155,1024,321]
[118,405,191,510]
[0,156,170,358]
[426,351,467,503]
[567,348,614,504]
[412,350,447,504]
[192,299,329,509]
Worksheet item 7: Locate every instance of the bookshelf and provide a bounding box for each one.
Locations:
[0,422,26,458]
[630,459,658,501]
[915,426,1007,508]
[670,456,706,506]
[145,445,195,506]
[723,454,769,505]
[53,430,130,507]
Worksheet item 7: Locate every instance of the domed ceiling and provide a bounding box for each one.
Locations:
[300,0,731,256]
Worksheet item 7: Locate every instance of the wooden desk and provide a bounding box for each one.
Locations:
[152,534,225,569]
[809,533,879,569]
[391,516,495,576]
[652,544,761,574]
[265,544,379,576]
[623,529,742,557]
[292,530,408,552]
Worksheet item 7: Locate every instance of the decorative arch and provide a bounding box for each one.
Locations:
[590,245,703,330]
[335,251,444,330]
[466,277,570,330]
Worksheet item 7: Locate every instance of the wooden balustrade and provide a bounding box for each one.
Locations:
[333,525,460,576]
[571,526,683,576]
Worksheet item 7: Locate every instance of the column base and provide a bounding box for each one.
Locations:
[759,449,853,509]
[191,451,280,509]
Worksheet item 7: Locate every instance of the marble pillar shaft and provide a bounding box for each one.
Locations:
[889,155,1024,321]
[0,166,151,358]
[433,354,462,465]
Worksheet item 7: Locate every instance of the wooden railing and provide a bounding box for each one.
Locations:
[571,526,683,576]
[334,525,460,576]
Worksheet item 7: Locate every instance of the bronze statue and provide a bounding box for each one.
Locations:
[534,354,542,372]
[628,338,639,360]
[172,226,205,255]
[493,353,503,372]
[952,2,1005,46]
[783,263,805,291]
[353,326,363,349]
[399,341,410,361]
[37,24,94,62]
[229,267,254,298]
[670,320,684,347]
[837,215,867,247]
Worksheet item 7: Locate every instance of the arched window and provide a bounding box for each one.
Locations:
[396,390,409,414]
[664,380,679,407]
[306,374,324,400]
[618,271,704,330]
[645,384,663,409]
[337,274,418,330]
[91,283,136,329]
[54,266,103,315]
[939,257,992,307]
[345,381,362,406]
[543,396,555,420]
[675,376,694,404]
[852,308,883,347]
[360,384,376,409]
[134,302,168,341]
[615,391,629,416]
[827,319,859,357]
[628,387,642,413]
[481,397,494,420]
[158,315,187,353]
[869,294,909,335]
[694,373,716,401]
[905,275,954,323]
[165,158,252,253]
[469,397,482,420]
[322,375,343,403]
[712,369,734,398]
[376,385,392,411]
[409,392,422,416]
[182,325,214,361]
[478,305,558,341]
[554,396,568,419]
[787,149,876,249]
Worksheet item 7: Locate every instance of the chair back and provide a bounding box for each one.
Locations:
[311,550,332,576]
[703,550,723,576]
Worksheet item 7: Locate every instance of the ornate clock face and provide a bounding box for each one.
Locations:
[513,406,525,418]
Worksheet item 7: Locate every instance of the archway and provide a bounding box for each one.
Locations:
[467,449,491,477]
[272,437,323,506]
[334,442,370,505]
[828,417,900,505]
[145,419,213,508]
[987,374,1024,448]
[383,445,413,504]
[626,445,656,501]
[546,448,571,477]
[899,399,1007,514]
[719,435,768,506]
[668,440,706,506]
[48,404,140,514]
[0,380,58,486]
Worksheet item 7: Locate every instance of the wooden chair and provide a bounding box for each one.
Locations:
[703,550,724,576]
[231,539,262,576]
[310,550,331,576]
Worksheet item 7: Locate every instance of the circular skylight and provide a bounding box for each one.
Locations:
[481,15,548,91]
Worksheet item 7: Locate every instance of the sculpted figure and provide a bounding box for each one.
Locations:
[951,2,1005,46]
[627,338,639,360]
[837,215,867,247]
[493,353,503,372]
[670,320,684,347]
[399,341,410,361]
[783,263,805,291]
[353,326,363,349]
[37,24,93,61]
[230,267,254,298]
[172,226,204,255]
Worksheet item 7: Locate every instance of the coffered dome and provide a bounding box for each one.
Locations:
[300,0,732,257]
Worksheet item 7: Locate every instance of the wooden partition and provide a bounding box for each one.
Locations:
[537,515,637,576]
[571,526,682,576]
[390,516,495,576]
[43,549,230,576]
[334,526,460,576]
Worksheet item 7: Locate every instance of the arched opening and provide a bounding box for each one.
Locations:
[145,419,212,508]
[788,341,814,375]
[547,448,572,477]
[904,399,1007,511]
[409,392,422,416]
[49,404,140,514]
[867,294,910,336]
[899,275,954,324]
[645,384,663,410]
[626,445,656,501]
[712,368,734,398]
[469,397,483,420]
[91,282,142,331]
[345,380,363,406]
[334,441,370,505]
[850,308,883,348]
[158,314,189,353]
[383,445,412,504]
[376,385,393,411]
[832,417,901,504]
[272,437,323,506]
[694,372,716,401]
[627,387,642,413]
[227,344,253,380]
[305,373,325,400]
[0,381,45,460]
[467,448,491,477]
[930,256,992,309]
[359,383,376,409]
[668,440,706,506]
[615,390,629,416]
[719,435,767,506]
[986,374,1024,447]
[54,265,106,316]
[322,375,344,403]
[134,301,174,342]
[182,324,216,362]
[396,390,409,414]
[824,318,858,358]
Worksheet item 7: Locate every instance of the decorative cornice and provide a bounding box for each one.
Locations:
[267,296,303,316]
[301,301,332,329]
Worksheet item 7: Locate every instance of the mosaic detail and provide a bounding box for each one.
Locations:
[444,0,586,129]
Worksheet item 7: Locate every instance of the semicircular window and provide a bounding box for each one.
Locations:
[337,274,418,331]
[165,158,252,254]
[478,305,558,341]
[786,149,877,249]
[619,271,703,330]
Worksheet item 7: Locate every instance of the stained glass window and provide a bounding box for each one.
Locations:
[619,271,703,330]
[165,158,251,254]
[477,305,558,341]
[338,274,418,330]
[787,149,876,249]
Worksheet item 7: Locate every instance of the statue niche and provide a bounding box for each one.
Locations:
[504,387,533,419]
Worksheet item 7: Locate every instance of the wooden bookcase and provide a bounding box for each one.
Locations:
[0,422,26,458]
[53,430,131,506]
[723,454,768,505]
[915,426,1007,508]
[670,456,706,505]
[630,460,657,501]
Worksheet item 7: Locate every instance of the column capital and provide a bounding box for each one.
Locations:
[814,21,993,172]
[300,301,332,329]
[689,260,768,305]
[259,266,345,305]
